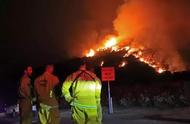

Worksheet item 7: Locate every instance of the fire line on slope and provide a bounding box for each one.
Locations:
[85,35,166,73]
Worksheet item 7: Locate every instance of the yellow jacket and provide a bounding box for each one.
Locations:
[62,70,102,108]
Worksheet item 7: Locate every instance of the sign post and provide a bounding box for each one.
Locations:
[101,67,115,114]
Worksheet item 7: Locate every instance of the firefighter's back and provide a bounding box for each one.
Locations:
[71,70,98,107]
[34,73,59,106]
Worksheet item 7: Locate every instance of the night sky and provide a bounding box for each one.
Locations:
[0,0,190,105]
[0,0,122,66]
[0,0,123,105]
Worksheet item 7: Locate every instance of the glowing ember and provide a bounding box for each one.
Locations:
[86,49,95,57]
[137,51,143,56]
[100,61,104,67]
[119,61,127,68]
[140,58,145,62]
[128,48,138,54]
[158,68,164,73]
[125,46,130,51]
[111,46,119,52]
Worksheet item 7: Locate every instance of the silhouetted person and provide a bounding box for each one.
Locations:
[34,65,60,124]
[18,66,33,124]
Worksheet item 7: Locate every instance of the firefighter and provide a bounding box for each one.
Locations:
[62,60,102,124]
[34,65,60,124]
[18,66,33,124]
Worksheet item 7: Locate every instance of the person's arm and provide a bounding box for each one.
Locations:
[95,78,102,104]
[62,76,73,103]
[53,76,62,98]
[54,76,60,86]
[95,78,102,122]
[32,78,38,103]
[19,77,30,98]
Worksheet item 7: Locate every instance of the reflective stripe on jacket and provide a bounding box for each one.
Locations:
[62,70,102,108]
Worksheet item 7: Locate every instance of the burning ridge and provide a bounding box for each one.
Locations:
[85,35,166,73]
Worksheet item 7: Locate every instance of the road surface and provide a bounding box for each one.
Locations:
[1,107,190,124]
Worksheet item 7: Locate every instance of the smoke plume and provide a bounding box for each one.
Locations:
[113,0,190,71]
[53,0,122,57]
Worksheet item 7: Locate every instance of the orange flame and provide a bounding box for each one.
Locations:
[104,37,117,48]
[119,61,127,68]
[85,35,166,73]
[86,49,95,57]
[100,61,104,67]
[158,68,164,73]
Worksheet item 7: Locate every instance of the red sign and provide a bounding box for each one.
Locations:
[101,67,115,81]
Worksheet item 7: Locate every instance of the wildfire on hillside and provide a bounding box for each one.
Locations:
[85,35,166,73]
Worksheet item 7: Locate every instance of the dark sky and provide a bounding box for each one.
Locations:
[0,0,123,76]
[0,0,123,104]
[0,0,123,67]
